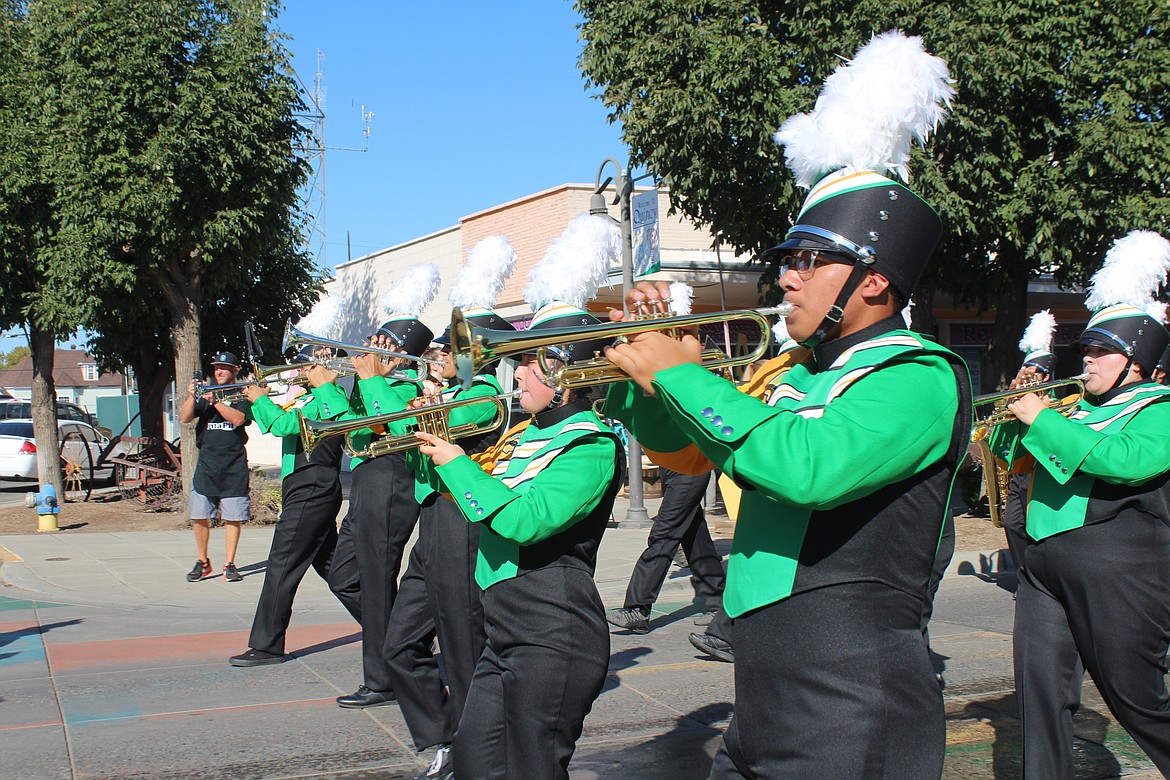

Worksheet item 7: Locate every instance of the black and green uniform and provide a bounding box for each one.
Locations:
[434,398,622,779]
[607,316,970,778]
[383,374,503,752]
[991,381,1170,778]
[327,372,421,695]
[246,383,359,655]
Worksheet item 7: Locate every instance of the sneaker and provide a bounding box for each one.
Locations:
[229,648,285,667]
[606,607,650,634]
[223,562,243,582]
[688,631,734,663]
[186,559,212,582]
[416,744,453,779]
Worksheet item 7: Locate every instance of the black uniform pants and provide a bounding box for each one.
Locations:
[385,494,485,751]
[455,566,609,780]
[624,467,731,640]
[1001,473,1031,573]
[1015,509,1170,778]
[330,453,420,692]
[709,583,943,779]
[247,465,356,655]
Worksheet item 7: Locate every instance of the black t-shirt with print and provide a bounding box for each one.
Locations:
[192,398,251,498]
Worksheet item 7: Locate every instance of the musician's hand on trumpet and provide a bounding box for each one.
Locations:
[242,382,269,404]
[414,430,465,467]
[1003,365,1049,426]
[351,350,390,380]
[607,280,675,322]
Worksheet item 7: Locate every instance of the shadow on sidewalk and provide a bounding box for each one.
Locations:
[288,630,361,660]
[0,618,83,661]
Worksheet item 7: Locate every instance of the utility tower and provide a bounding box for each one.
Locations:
[295,50,373,271]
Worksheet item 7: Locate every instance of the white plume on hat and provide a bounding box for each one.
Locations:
[380,263,442,317]
[774,31,956,189]
[296,293,348,341]
[524,213,620,309]
[668,282,694,316]
[449,235,518,309]
[900,297,916,329]
[1083,231,1170,323]
[1019,309,1057,353]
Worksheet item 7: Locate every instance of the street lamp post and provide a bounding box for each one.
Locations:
[592,158,651,527]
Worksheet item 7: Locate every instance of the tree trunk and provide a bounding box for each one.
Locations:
[171,300,201,495]
[152,252,202,496]
[134,340,172,439]
[28,325,63,500]
[981,246,1031,393]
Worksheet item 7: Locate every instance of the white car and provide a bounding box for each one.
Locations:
[0,419,115,483]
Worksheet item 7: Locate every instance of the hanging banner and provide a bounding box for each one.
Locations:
[631,189,661,278]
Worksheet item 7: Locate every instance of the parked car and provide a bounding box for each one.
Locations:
[0,419,114,482]
[0,400,111,436]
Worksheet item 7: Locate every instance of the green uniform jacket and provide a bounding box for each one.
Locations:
[404,375,505,503]
[344,373,420,468]
[251,382,349,479]
[990,381,1170,540]
[607,324,969,618]
[435,404,620,591]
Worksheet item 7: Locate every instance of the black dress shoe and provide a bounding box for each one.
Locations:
[229,649,285,667]
[688,632,734,663]
[336,685,396,708]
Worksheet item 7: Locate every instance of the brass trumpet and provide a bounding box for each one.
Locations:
[195,380,263,404]
[969,373,1086,528]
[281,320,442,380]
[970,374,1087,442]
[451,303,793,390]
[299,391,519,459]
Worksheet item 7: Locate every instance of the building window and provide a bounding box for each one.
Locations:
[81,364,99,382]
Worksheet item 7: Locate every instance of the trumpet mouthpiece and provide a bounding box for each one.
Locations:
[763,302,794,318]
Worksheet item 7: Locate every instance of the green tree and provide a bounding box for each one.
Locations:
[25,0,320,489]
[0,346,31,369]
[578,0,1170,389]
[0,0,79,499]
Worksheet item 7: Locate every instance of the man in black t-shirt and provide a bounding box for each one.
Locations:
[180,351,253,583]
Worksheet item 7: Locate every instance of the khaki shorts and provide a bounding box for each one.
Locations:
[189,491,251,522]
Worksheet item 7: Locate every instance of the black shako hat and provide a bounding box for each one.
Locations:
[211,351,239,368]
[434,306,515,346]
[1072,304,1170,375]
[375,316,434,358]
[772,170,943,300]
[526,302,608,366]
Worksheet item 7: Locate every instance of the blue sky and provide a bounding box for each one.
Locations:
[278,0,627,270]
[0,1,629,356]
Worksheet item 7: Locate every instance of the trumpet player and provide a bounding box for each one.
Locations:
[414,218,623,779]
[605,34,969,777]
[230,296,363,667]
[381,235,517,779]
[329,264,439,711]
[180,351,253,584]
[994,231,1170,778]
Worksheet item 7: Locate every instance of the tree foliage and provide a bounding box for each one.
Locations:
[19,0,322,469]
[578,0,1170,387]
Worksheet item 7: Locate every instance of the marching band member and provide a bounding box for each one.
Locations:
[1000,310,1059,573]
[330,264,439,710]
[605,33,969,777]
[995,230,1170,777]
[230,295,361,666]
[415,213,623,779]
[383,235,519,779]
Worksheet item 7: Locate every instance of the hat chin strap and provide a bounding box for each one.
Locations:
[799,260,872,349]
